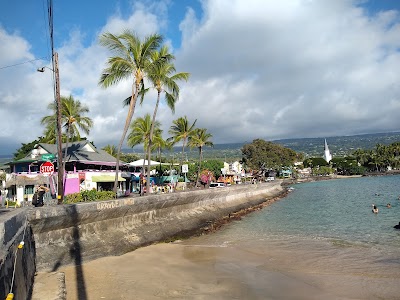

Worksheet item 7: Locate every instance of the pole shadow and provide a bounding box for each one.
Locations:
[65,204,88,300]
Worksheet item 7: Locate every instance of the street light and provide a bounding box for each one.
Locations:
[37,52,64,204]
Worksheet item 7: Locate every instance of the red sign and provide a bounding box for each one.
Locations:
[40,161,54,176]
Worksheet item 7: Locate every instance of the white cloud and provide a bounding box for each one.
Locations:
[176,0,400,141]
[1,0,400,155]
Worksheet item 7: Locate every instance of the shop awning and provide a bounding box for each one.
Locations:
[91,175,126,182]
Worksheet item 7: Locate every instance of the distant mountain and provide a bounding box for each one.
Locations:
[0,155,12,165]
[275,132,400,157]
[124,132,400,161]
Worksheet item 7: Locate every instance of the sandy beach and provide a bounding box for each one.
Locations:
[57,238,399,300]
[58,242,337,300]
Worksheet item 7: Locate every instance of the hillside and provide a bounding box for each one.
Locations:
[151,131,400,161]
[2,132,400,164]
[275,132,400,158]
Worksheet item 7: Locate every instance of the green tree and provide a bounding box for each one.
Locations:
[127,114,159,156]
[127,114,161,194]
[119,153,140,163]
[102,144,118,157]
[303,157,329,168]
[99,30,163,192]
[13,137,45,160]
[41,95,93,173]
[168,116,197,172]
[242,139,297,171]
[188,128,213,187]
[331,157,366,175]
[201,160,224,181]
[353,149,369,166]
[144,46,190,192]
[41,95,92,143]
[151,134,171,175]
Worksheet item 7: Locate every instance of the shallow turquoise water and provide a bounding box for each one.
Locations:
[185,176,400,299]
[242,176,400,249]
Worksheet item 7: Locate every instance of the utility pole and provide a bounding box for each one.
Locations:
[54,52,64,204]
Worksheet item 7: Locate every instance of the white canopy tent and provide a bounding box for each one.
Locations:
[128,159,170,167]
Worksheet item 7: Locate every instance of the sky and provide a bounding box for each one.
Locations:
[1,0,400,155]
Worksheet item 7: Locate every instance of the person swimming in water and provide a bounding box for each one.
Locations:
[394,222,400,230]
[372,204,379,214]
[387,203,391,208]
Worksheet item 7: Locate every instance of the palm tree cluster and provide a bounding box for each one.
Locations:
[126,115,213,191]
[98,30,213,192]
[353,142,400,172]
[40,29,214,194]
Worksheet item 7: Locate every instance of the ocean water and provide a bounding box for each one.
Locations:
[184,176,400,299]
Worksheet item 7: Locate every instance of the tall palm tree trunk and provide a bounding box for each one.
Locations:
[158,146,162,175]
[114,83,139,194]
[180,140,186,176]
[195,147,203,187]
[140,158,146,196]
[146,91,161,194]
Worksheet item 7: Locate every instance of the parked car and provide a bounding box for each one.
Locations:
[209,182,225,188]
[266,176,275,181]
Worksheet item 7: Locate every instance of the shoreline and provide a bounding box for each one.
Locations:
[193,189,290,236]
[38,175,399,299]
[190,174,363,238]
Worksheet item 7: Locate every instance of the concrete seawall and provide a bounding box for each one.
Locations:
[0,209,36,300]
[1,182,284,299]
[29,182,284,271]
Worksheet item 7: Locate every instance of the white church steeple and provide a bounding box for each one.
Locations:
[323,139,332,162]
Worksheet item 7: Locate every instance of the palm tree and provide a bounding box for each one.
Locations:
[102,144,118,157]
[99,30,163,193]
[188,128,213,187]
[41,95,93,173]
[353,149,369,167]
[127,114,161,195]
[144,46,190,193]
[151,134,169,176]
[168,116,197,173]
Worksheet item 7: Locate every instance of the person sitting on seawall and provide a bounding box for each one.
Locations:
[372,204,379,214]
[33,185,49,207]
[394,222,400,230]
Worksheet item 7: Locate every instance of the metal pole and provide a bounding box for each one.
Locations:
[54,52,64,204]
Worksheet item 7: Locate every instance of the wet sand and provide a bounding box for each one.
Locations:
[58,239,400,300]
[60,242,333,300]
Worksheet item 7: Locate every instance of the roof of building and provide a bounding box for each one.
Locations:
[11,141,125,166]
[5,174,49,188]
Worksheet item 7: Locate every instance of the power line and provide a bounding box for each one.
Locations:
[0,57,49,70]
[0,1,52,71]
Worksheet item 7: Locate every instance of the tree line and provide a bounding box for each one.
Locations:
[303,142,400,175]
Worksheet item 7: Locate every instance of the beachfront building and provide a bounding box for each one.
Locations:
[323,139,332,163]
[297,167,312,177]
[4,141,130,205]
[279,168,292,178]
[219,161,244,184]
